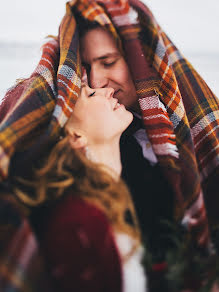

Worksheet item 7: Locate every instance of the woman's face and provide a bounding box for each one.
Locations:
[67,84,133,144]
[80,28,138,110]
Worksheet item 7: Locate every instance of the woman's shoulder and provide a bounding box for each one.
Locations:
[48,195,110,229]
[39,194,122,292]
[39,194,116,251]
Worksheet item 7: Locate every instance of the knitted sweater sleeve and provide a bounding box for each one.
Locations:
[39,196,122,292]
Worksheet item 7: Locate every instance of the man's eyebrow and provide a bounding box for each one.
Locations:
[82,53,120,65]
[94,52,120,61]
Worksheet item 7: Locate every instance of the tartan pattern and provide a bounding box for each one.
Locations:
[0,0,219,221]
[0,198,51,291]
[74,0,219,218]
[0,23,81,179]
[138,93,179,158]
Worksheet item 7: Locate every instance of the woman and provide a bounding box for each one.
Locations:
[73,2,212,252]
[76,13,177,261]
[1,0,219,288]
[14,84,147,292]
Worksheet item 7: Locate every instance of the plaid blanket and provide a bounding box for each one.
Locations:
[0,0,219,227]
[0,196,52,291]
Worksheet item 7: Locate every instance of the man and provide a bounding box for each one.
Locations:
[78,18,210,258]
[0,0,218,268]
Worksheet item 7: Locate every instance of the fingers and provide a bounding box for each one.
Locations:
[197,226,209,247]
[188,211,210,248]
[182,192,210,248]
[189,206,207,228]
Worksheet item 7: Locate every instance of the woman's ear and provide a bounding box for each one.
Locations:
[68,130,87,150]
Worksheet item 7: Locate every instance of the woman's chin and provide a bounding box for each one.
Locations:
[121,111,134,132]
[126,111,134,127]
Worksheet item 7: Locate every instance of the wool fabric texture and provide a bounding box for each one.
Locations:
[0,0,219,227]
[0,197,52,291]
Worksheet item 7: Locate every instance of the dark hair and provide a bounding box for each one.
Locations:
[72,7,123,52]
[73,8,101,39]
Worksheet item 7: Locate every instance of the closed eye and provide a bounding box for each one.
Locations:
[103,61,116,68]
[88,91,96,97]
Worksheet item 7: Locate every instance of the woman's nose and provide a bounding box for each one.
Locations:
[106,87,115,98]
[95,87,114,99]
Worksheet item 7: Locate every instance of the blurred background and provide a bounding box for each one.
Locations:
[0,0,219,101]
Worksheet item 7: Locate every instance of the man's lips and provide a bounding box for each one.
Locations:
[113,89,125,108]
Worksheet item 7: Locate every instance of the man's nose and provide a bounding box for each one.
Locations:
[89,66,108,89]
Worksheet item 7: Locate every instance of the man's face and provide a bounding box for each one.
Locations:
[80,28,138,110]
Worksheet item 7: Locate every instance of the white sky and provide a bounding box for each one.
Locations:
[1,0,219,53]
[0,0,218,98]
[145,0,219,53]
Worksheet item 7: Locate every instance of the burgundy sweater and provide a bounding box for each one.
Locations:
[36,196,122,292]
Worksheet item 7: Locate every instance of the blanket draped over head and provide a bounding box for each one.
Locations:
[0,0,219,228]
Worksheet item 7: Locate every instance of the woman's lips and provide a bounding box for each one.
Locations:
[115,103,125,111]
[113,90,125,109]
